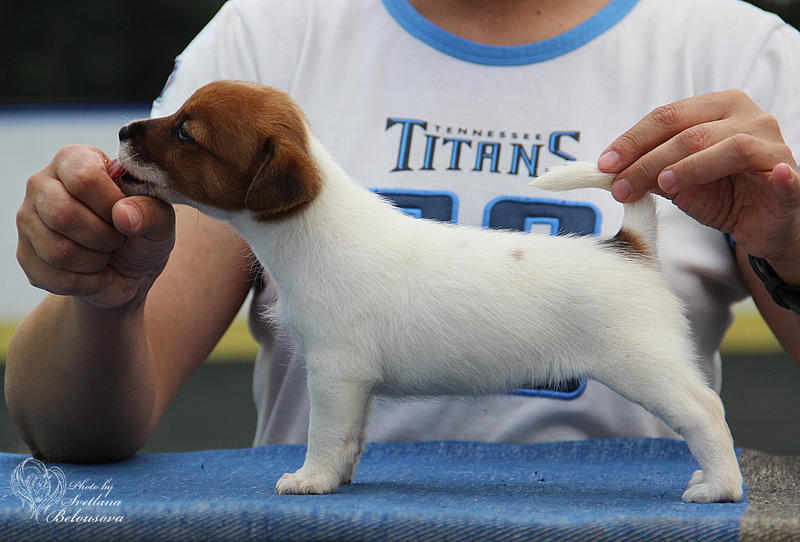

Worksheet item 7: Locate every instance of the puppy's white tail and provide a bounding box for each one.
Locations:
[530,161,657,260]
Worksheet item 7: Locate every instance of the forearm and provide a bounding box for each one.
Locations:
[5,294,158,462]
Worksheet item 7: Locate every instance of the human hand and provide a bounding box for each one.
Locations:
[598,89,800,283]
[16,145,176,309]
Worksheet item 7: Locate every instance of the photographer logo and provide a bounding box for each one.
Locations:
[10,458,124,524]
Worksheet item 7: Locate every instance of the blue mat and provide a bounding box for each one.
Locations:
[0,438,746,541]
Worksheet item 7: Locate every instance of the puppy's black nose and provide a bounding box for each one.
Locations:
[119,124,133,142]
[119,122,145,142]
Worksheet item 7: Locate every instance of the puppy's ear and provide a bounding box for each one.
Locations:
[245,138,321,221]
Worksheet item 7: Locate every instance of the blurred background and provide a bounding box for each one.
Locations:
[1,0,799,456]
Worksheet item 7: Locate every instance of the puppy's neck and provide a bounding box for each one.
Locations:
[226,134,379,285]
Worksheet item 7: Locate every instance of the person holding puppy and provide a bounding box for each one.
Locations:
[8,0,800,462]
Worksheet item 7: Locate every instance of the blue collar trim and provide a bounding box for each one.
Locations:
[382,0,639,66]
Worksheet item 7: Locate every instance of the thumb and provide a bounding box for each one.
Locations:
[107,196,176,280]
[771,163,800,203]
[111,196,176,241]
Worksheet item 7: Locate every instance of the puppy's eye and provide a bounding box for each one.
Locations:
[176,121,193,143]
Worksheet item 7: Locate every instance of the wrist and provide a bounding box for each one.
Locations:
[765,257,800,287]
[75,268,157,313]
[70,289,147,328]
[748,255,800,313]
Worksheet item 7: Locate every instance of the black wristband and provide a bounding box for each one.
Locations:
[748,254,800,314]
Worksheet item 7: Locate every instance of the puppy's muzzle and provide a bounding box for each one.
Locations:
[115,122,152,189]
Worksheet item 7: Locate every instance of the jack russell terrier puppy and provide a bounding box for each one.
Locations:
[112,80,742,503]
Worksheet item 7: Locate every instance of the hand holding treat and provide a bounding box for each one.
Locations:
[16,146,176,309]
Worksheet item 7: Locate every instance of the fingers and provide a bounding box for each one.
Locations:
[16,205,114,298]
[599,90,751,172]
[17,146,174,297]
[655,135,788,196]
[17,208,113,273]
[18,167,123,283]
[107,197,176,278]
[49,145,125,223]
[111,196,176,241]
[771,162,800,201]
[599,90,790,202]
[766,162,800,226]
[16,205,111,297]
[598,90,794,202]
[29,173,124,253]
[605,119,731,202]
[16,237,110,297]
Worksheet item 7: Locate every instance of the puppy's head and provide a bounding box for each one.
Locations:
[116,80,321,221]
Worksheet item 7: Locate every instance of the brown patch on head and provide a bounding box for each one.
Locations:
[510,249,524,262]
[119,81,322,221]
[602,228,652,260]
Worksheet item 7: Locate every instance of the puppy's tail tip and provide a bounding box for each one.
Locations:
[529,161,617,192]
[530,161,657,259]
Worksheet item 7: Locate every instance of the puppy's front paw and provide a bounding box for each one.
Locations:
[275,470,340,495]
[681,470,743,503]
[687,469,705,488]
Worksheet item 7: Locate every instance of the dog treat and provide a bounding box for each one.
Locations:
[106,158,125,181]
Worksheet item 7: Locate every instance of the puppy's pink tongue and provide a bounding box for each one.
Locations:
[107,158,125,181]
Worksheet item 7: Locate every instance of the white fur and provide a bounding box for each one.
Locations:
[224,146,742,502]
[122,125,743,502]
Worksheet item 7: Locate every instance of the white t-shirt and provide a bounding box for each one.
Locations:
[152,0,800,445]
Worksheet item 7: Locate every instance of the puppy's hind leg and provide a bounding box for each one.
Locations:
[671,386,743,503]
[275,364,373,495]
[593,342,743,503]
